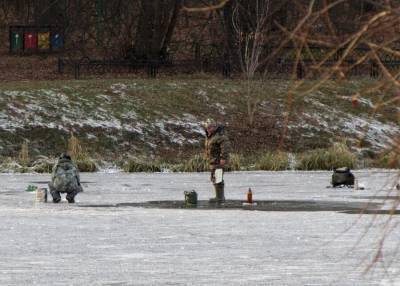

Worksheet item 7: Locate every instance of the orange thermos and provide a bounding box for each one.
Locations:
[247,188,253,204]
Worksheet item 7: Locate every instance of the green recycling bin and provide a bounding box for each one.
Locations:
[11,31,23,52]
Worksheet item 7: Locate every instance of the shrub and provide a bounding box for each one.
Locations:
[67,134,98,172]
[31,156,55,173]
[255,151,290,171]
[297,142,356,170]
[172,154,209,172]
[123,159,161,172]
[372,150,400,169]
[171,153,242,172]
[0,158,23,173]
[18,141,30,167]
[76,159,98,172]
[227,153,242,171]
[68,133,86,161]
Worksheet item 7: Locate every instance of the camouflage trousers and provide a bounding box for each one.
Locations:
[48,182,82,201]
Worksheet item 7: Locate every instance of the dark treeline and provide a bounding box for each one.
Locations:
[0,1,389,66]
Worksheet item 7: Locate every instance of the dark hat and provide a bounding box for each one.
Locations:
[59,153,72,160]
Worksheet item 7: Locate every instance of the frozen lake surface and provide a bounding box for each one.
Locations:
[1,170,400,286]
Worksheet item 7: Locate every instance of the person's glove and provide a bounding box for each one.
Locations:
[210,170,216,183]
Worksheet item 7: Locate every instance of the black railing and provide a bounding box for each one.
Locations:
[58,57,232,79]
[58,54,400,79]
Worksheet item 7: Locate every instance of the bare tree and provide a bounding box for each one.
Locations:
[232,0,271,127]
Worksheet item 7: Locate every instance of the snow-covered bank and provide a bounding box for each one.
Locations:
[0,79,398,161]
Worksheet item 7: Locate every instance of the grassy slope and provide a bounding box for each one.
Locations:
[0,78,398,163]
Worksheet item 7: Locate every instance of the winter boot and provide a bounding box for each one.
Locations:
[209,183,225,203]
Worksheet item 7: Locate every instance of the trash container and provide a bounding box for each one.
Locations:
[24,32,37,50]
[51,33,64,50]
[10,31,23,52]
[38,32,50,50]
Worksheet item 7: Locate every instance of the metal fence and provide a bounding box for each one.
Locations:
[57,56,230,79]
[57,53,400,79]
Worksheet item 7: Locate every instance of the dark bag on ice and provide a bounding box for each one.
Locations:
[184,190,198,205]
[331,167,355,187]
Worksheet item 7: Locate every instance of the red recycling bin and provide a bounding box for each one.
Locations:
[24,32,37,50]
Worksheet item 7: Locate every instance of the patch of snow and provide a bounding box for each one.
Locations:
[299,97,399,149]
[38,89,69,104]
[336,95,374,108]
[153,115,203,145]
[166,83,179,88]
[302,112,330,129]
[147,141,157,149]
[215,103,226,115]
[87,134,97,140]
[110,83,128,97]
[357,97,374,108]
[96,94,112,103]
[196,89,207,96]
[3,90,34,99]
[121,111,138,120]
[342,117,399,149]
[7,104,25,115]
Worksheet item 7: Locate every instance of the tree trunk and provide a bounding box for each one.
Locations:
[222,0,235,66]
[34,0,64,25]
[161,0,182,56]
[134,0,181,61]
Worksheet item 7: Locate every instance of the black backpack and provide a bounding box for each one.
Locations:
[331,167,355,187]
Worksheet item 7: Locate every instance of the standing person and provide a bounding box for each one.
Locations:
[48,153,83,203]
[203,119,231,203]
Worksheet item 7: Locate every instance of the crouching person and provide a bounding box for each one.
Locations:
[49,153,83,203]
[203,118,231,203]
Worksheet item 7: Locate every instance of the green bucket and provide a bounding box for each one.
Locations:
[184,190,198,205]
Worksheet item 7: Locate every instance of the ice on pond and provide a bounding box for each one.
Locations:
[0,170,399,285]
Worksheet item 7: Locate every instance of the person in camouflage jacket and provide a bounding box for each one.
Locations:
[203,118,230,203]
[48,153,83,203]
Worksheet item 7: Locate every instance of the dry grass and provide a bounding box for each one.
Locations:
[297,143,357,171]
[67,133,98,172]
[254,151,290,171]
[18,141,30,167]
[31,156,55,173]
[123,160,162,173]
[170,154,209,172]
[372,149,400,169]
[227,153,242,171]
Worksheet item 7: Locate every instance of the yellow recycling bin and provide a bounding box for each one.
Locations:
[38,32,50,50]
